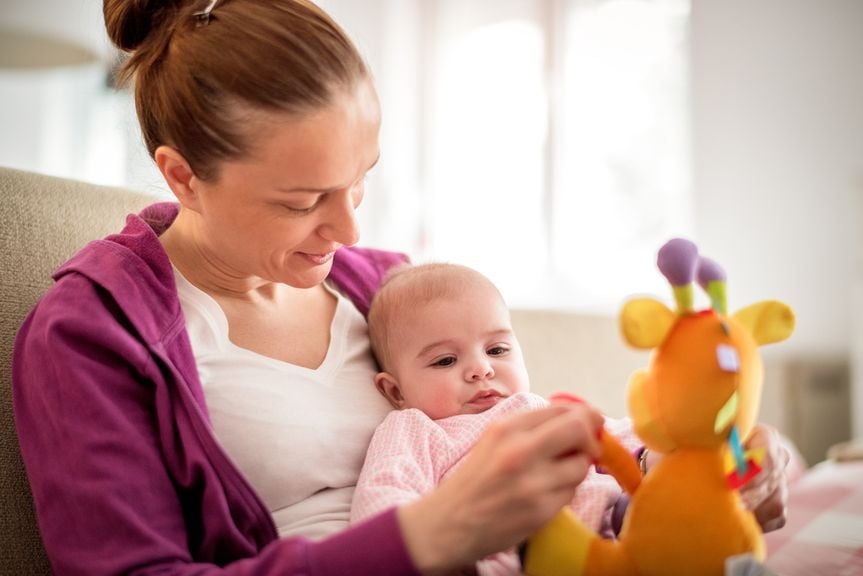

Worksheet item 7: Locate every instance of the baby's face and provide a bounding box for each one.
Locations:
[384,285,530,420]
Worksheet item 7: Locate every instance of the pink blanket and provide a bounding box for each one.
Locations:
[765,460,863,574]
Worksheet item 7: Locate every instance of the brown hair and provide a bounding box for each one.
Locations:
[104,0,370,180]
[368,263,507,372]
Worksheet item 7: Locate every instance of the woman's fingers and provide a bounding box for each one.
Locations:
[483,404,604,464]
[475,405,605,516]
[462,406,602,510]
[462,406,600,509]
[398,404,605,573]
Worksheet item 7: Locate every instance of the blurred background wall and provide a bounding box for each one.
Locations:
[2,0,861,463]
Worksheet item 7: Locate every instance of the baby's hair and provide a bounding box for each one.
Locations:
[368,263,505,372]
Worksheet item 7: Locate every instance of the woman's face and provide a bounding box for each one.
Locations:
[189,80,381,289]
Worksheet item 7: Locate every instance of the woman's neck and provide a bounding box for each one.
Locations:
[160,208,285,304]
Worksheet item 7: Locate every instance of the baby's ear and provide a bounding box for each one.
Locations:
[375,372,406,409]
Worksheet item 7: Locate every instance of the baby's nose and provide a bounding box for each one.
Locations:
[467,360,494,381]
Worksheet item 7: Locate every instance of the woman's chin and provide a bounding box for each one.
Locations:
[277,265,334,289]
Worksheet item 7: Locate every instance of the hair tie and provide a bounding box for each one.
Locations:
[194,0,218,26]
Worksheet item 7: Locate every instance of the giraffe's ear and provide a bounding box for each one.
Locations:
[732,300,795,345]
[620,298,676,349]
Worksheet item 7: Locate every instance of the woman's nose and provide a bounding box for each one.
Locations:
[319,186,361,246]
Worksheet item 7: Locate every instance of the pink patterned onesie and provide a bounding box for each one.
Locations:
[351,392,641,576]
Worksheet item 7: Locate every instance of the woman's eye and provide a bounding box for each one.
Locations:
[281,203,316,214]
[277,192,325,215]
[487,346,509,356]
[432,357,456,367]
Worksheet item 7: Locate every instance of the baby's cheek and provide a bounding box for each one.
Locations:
[514,366,532,393]
[419,391,460,420]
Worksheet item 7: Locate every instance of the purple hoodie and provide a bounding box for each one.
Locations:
[12,203,417,576]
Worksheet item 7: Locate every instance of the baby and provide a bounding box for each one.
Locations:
[351,263,637,575]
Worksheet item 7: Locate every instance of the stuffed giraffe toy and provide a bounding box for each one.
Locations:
[522,238,795,576]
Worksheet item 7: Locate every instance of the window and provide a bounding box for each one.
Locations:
[426,0,549,304]
[400,0,693,310]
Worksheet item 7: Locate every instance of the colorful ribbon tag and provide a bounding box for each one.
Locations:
[729,426,747,475]
[727,459,763,489]
[723,437,766,490]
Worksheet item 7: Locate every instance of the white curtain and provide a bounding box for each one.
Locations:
[324,0,693,311]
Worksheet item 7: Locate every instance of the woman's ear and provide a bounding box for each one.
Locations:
[374,372,405,409]
[154,145,203,213]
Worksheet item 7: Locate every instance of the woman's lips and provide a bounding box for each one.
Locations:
[299,251,335,265]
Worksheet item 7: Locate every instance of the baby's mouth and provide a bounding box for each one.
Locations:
[467,389,505,407]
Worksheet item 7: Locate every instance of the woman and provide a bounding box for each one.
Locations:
[12,0,788,574]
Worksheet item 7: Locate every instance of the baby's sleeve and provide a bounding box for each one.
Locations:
[350,410,450,524]
[604,415,642,452]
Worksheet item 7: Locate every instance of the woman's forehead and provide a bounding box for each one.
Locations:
[222,83,381,185]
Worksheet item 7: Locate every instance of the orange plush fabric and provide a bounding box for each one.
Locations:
[523,238,795,576]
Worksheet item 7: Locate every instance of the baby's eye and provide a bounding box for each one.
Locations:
[432,356,456,367]
[487,346,509,356]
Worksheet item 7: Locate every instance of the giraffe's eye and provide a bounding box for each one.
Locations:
[716,344,739,373]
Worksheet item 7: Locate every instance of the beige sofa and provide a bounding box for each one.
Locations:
[0,166,650,573]
[0,167,155,574]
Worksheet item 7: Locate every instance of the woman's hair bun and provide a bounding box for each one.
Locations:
[104,0,182,52]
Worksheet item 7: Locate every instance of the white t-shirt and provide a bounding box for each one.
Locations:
[174,269,392,540]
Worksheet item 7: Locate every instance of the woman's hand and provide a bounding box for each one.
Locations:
[398,403,604,575]
[740,424,790,532]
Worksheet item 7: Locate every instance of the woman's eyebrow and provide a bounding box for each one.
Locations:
[278,184,337,194]
[278,154,381,194]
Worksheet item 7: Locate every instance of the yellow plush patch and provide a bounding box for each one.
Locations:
[714,391,739,434]
[619,298,675,349]
[723,446,767,474]
[522,508,593,576]
[733,301,796,345]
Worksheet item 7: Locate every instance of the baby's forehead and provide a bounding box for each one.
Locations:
[412,285,504,315]
[401,293,512,336]
[393,268,499,302]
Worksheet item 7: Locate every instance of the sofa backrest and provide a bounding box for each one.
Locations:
[510,308,650,418]
[0,167,156,575]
